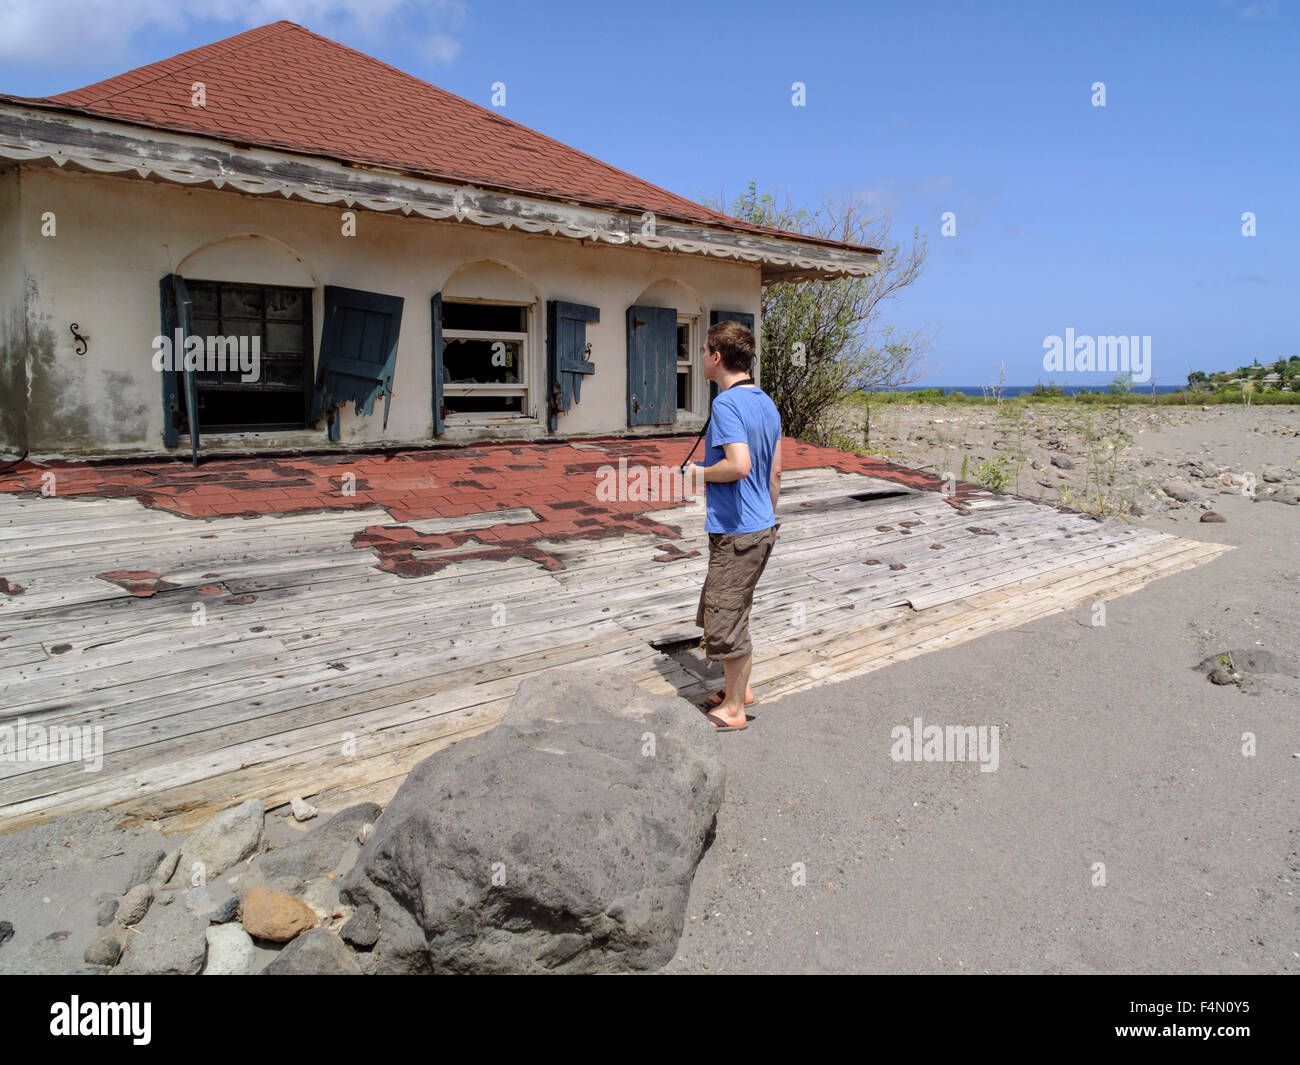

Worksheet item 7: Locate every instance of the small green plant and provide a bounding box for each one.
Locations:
[960,454,969,482]
[974,458,1010,491]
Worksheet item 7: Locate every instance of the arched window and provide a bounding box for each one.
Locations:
[438,261,539,420]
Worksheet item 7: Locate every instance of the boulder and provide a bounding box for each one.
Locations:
[118,902,207,975]
[170,799,265,886]
[240,886,317,943]
[339,906,379,950]
[204,924,255,975]
[261,929,361,975]
[1162,479,1201,503]
[290,796,319,822]
[118,883,152,926]
[340,669,724,974]
[122,848,167,894]
[231,803,379,889]
[84,929,125,968]
[209,897,241,925]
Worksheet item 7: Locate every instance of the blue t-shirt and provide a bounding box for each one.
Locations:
[702,385,782,534]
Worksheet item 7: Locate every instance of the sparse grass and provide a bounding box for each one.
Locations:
[843,387,1299,408]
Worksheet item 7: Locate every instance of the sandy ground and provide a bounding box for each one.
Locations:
[0,403,1295,973]
[838,400,1300,517]
[664,403,1300,973]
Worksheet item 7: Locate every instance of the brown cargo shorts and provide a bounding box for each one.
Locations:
[695,524,779,660]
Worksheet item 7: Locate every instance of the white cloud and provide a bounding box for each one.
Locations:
[0,0,467,70]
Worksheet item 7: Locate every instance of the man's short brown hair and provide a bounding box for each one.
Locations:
[706,320,756,374]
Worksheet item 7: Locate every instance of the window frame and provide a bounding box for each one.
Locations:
[184,278,316,433]
[676,313,699,416]
[440,297,534,420]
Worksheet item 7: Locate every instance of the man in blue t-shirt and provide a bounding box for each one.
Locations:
[690,320,782,731]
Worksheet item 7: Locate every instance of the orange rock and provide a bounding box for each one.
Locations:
[240,886,317,943]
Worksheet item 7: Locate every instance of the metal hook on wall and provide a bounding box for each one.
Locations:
[70,323,89,356]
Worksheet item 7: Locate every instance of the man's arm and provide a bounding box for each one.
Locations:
[770,437,782,512]
[696,442,751,483]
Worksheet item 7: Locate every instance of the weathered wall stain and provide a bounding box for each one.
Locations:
[25,314,150,452]
[0,303,28,454]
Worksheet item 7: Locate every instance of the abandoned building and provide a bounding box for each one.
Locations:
[0,24,1229,832]
[0,20,879,461]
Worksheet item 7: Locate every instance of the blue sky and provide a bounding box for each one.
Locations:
[3,0,1296,386]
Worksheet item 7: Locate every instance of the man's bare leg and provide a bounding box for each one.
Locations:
[707,652,752,728]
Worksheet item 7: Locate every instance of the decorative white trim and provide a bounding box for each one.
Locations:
[0,103,880,282]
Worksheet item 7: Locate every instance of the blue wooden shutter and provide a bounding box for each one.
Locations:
[626,304,677,426]
[547,300,598,432]
[159,274,200,464]
[431,292,444,437]
[708,309,757,401]
[313,285,404,436]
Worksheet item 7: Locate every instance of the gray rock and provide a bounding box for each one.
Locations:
[340,906,379,950]
[302,877,340,915]
[1162,479,1201,503]
[96,899,119,927]
[1208,668,1237,686]
[235,803,380,889]
[118,883,153,926]
[118,901,207,976]
[1200,511,1226,523]
[1269,487,1300,505]
[185,885,218,917]
[84,929,125,968]
[123,848,167,894]
[210,896,241,924]
[290,796,318,822]
[341,669,724,974]
[171,799,265,886]
[1261,466,1286,483]
[1195,649,1299,679]
[1049,454,1075,470]
[204,924,255,975]
[151,849,181,889]
[0,921,11,947]
[261,929,361,975]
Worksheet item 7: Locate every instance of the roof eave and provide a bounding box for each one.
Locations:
[0,100,881,282]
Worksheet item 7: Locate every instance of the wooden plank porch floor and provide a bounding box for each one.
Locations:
[0,448,1229,833]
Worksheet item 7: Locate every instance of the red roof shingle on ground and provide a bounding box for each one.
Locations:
[0,438,979,578]
[19,20,819,244]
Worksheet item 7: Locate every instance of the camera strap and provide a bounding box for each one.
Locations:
[680,377,755,472]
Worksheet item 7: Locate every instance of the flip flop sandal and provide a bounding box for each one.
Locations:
[705,712,750,732]
[707,690,756,707]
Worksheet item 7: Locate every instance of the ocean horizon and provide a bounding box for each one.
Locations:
[870,384,1187,398]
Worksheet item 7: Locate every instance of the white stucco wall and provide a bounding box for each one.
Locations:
[15,165,762,458]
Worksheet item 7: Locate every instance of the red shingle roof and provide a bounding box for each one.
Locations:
[13,20,862,251]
